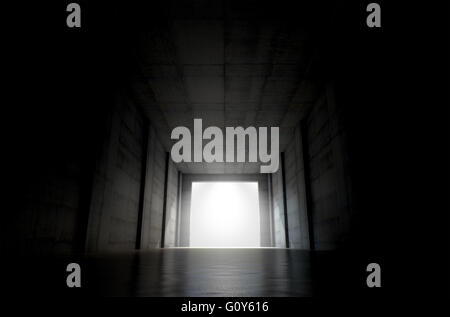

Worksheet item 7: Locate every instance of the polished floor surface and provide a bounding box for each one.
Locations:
[5,248,365,296]
[84,248,313,297]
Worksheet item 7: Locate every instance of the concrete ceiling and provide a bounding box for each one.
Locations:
[130,0,325,173]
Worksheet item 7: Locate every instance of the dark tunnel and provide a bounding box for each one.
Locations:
[2,0,449,298]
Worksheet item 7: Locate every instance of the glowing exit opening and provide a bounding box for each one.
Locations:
[190,182,260,248]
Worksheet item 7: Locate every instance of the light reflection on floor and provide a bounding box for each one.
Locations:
[85,248,313,297]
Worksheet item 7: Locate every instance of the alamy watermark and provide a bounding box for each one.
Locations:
[170,119,279,173]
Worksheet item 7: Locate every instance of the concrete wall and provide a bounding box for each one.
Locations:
[270,166,287,248]
[163,160,179,247]
[139,126,167,249]
[83,89,179,252]
[278,83,353,251]
[303,84,353,250]
[283,128,311,249]
[8,81,351,254]
[179,176,192,247]
[6,86,179,255]
[85,93,146,252]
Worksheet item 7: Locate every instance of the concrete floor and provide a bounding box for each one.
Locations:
[84,249,313,297]
[3,248,368,296]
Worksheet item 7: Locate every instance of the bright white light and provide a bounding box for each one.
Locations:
[190,182,260,248]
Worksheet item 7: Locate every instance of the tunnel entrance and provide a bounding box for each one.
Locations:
[189,182,260,247]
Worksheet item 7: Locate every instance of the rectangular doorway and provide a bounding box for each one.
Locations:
[190,182,260,247]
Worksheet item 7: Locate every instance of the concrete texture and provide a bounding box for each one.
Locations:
[283,127,311,249]
[270,168,287,248]
[4,0,448,298]
[82,90,180,252]
[6,2,352,256]
[274,83,353,251]
[85,93,146,252]
[139,126,167,249]
[163,160,179,247]
[129,1,324,174]
[303,84,353,250]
